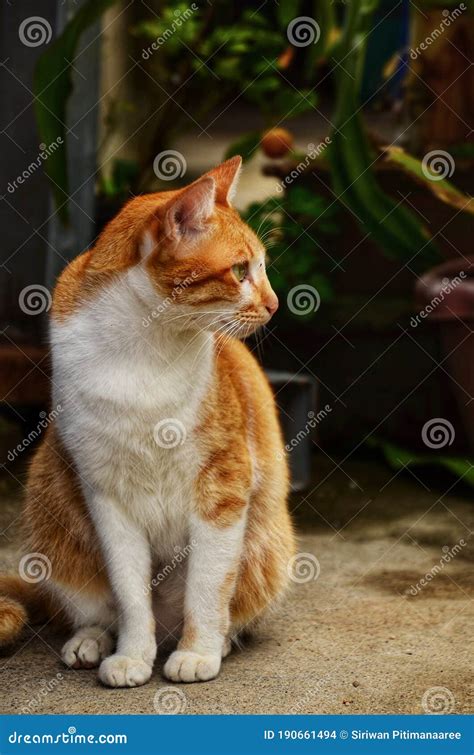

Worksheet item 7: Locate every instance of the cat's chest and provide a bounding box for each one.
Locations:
[51,318,214,509]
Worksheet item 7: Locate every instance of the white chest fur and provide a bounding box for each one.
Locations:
[50,272,215,556]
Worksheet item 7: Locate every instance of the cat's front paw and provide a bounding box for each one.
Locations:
[62,627,114,670]
[163,650,221,683]
[98,654,153,688]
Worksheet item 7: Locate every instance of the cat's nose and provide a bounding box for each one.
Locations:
[264,293,279,316]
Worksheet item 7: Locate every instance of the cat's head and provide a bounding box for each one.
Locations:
[94,157,278,339]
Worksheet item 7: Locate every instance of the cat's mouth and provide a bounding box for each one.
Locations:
[187,310,271,339]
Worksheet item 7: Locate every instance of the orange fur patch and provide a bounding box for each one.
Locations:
[0,597,26,645]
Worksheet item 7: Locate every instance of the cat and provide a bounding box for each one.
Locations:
[0,156,295,687]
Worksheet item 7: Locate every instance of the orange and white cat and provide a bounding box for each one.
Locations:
[0,156,294,687]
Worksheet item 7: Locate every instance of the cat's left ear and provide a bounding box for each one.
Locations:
[163,176,216,242]
[203,155,242,207]
[140,177,216,259]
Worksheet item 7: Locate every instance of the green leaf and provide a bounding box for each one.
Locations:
[270,88,316,119]
[383,146,474,215]
[277,0,302,29]
[286,186,330,219]
[449,143,474,160]
[100,158,139,199]
[305,0,336,73]
[34,0,120,223]
[243,183,337,319]
[368,437,474,489]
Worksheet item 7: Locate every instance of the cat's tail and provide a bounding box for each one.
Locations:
[0,574,50,645]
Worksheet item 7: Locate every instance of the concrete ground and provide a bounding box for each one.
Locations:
[0,455,472,715]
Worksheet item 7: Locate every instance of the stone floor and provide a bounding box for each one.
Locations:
[0,455,472,715]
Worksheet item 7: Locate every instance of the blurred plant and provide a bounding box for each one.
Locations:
[134,5,316,119]
[132,2,318,177]
[368,437,474,490]
[383,147,474,214]
[34,0,319,221]
[254,0,473,274]
[328,0,441,272]
[244,186,339,320]
[34,0,118,222]
[33,0,473,248]
[99,159,139,202]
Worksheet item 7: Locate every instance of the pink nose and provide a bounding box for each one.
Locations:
[264,293,279,316]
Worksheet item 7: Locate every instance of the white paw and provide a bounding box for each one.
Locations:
[163,650,221,683]
[98,654,153,688]
[62,627,114,669]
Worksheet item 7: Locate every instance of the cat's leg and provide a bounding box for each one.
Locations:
[62,626,115,669]
[163,510,246,683]
[86,495,156,688]
[54,582,116,670]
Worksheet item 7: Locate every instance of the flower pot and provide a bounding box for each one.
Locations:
[415,257,474,452]
[266,370,318,491]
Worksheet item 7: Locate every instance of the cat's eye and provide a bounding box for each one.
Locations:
[232,262,248,283]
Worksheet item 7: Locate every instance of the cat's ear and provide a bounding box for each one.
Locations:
[139,178,215,260]
[203,155,242,207]
[163,176,216,242]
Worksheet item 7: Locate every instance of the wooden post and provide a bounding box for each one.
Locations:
[406,6,474,152]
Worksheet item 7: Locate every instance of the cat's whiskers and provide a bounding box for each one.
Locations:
[164,309,236,324]
[186,315,238,370]
[213,319,241,361]
[220,320,242,345]
[255,214,271,240]
[253,322,264,363]
[256,223,286,246]
[179,314,234,368]
[160,309,236,329]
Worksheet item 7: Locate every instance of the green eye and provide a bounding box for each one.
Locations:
[232,262,248,283]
